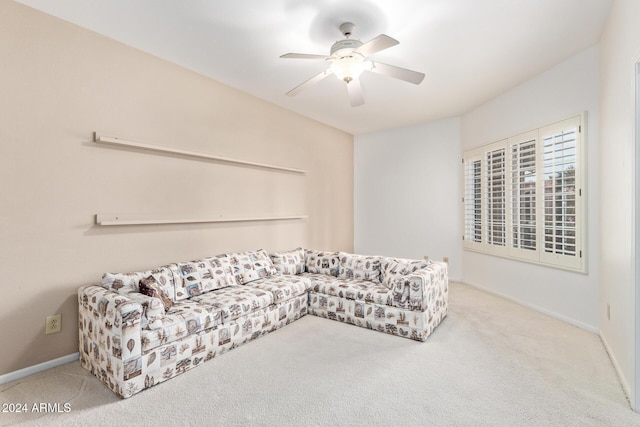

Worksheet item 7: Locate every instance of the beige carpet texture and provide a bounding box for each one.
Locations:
[2,282,639,426]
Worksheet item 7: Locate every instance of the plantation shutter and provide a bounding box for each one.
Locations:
[463,156,483,247]
[485,145,506,249]
[539,116,582,270]
[461,113,585,273]
[508,131,539,261]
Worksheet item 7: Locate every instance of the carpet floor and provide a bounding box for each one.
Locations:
[2,282,640,426]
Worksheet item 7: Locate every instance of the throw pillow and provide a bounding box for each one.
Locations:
[139,275,173,311]
[228,249,277,285]
[102,266,176,302]
[101,271,146,292]
[118,287,165,330]
[177,259,234,297]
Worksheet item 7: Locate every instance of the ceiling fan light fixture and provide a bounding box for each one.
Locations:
[330,54,366,83]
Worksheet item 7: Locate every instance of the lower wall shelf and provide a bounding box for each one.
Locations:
[95,214,307,226]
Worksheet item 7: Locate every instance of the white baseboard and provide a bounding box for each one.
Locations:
[0,353,79,385]
[600,332,633,407]
[460,280,599,334]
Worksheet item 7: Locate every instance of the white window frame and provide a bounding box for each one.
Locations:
[462,113,587,273]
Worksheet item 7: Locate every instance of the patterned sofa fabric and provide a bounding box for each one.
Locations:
[248,275,311,304]
[227,249,278,285]
[79,282,308,399]
[134,294,308,398]
[386,261,448,311]
[380,257,432,289]
[308,292,447,342]
[176,257,234,298]
[337,252,382,284]
[80,249,448,399]
[303,274,392,306]
[171,249,277,300]
[140,299,223,352]
[78,285,145,398]
[269,247,306,275]
[190,285,274,323]
[305,250,339,277]
[102,266,177,301]
[118,288,166,330]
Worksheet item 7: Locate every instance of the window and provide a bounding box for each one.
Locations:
[462,115,586,272]
[463,158,482,244]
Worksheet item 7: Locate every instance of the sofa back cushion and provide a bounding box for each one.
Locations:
[338,252,382,283]
[227,249,278,285]
[269,248,306,275]
[175,256,235,298]
[305,250,339,277]
[380,257,432,289]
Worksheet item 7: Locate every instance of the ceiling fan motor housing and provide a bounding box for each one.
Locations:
[330,39,363,57]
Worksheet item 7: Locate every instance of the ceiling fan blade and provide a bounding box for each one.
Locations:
[369,62,425,85]
[354,34,399,56]
[347,78,364,107]
[286,69,333,97]
[280,53,328,60]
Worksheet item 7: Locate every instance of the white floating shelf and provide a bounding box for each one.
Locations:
[96,214,308,226]
[93,133,307,174]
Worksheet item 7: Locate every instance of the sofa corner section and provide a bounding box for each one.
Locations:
[307,257,449,342]
[78,285,144,398]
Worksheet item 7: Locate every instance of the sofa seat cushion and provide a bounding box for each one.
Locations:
[303,274,393,306]
[246,275,311,304]
[190,286,274,322]
[140,300,223,352]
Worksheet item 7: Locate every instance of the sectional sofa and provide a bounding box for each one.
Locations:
[78,248,448,398]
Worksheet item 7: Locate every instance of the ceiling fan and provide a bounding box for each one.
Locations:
[280,22,425,107]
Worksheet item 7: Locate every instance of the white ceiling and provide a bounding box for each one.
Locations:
[17,0,611,135]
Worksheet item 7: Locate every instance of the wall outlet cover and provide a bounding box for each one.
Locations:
[46,314,61,334]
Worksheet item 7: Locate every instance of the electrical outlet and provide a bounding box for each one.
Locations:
[423,256,429,261]
[46,314,61,334]
[443,257,449,264]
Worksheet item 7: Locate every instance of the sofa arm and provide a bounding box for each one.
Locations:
[78,285,144,396]
[390,262,448,311]
[117,288,165,330]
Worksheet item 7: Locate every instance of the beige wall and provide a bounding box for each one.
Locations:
[598,0,640,406]
[0,2,353,375]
